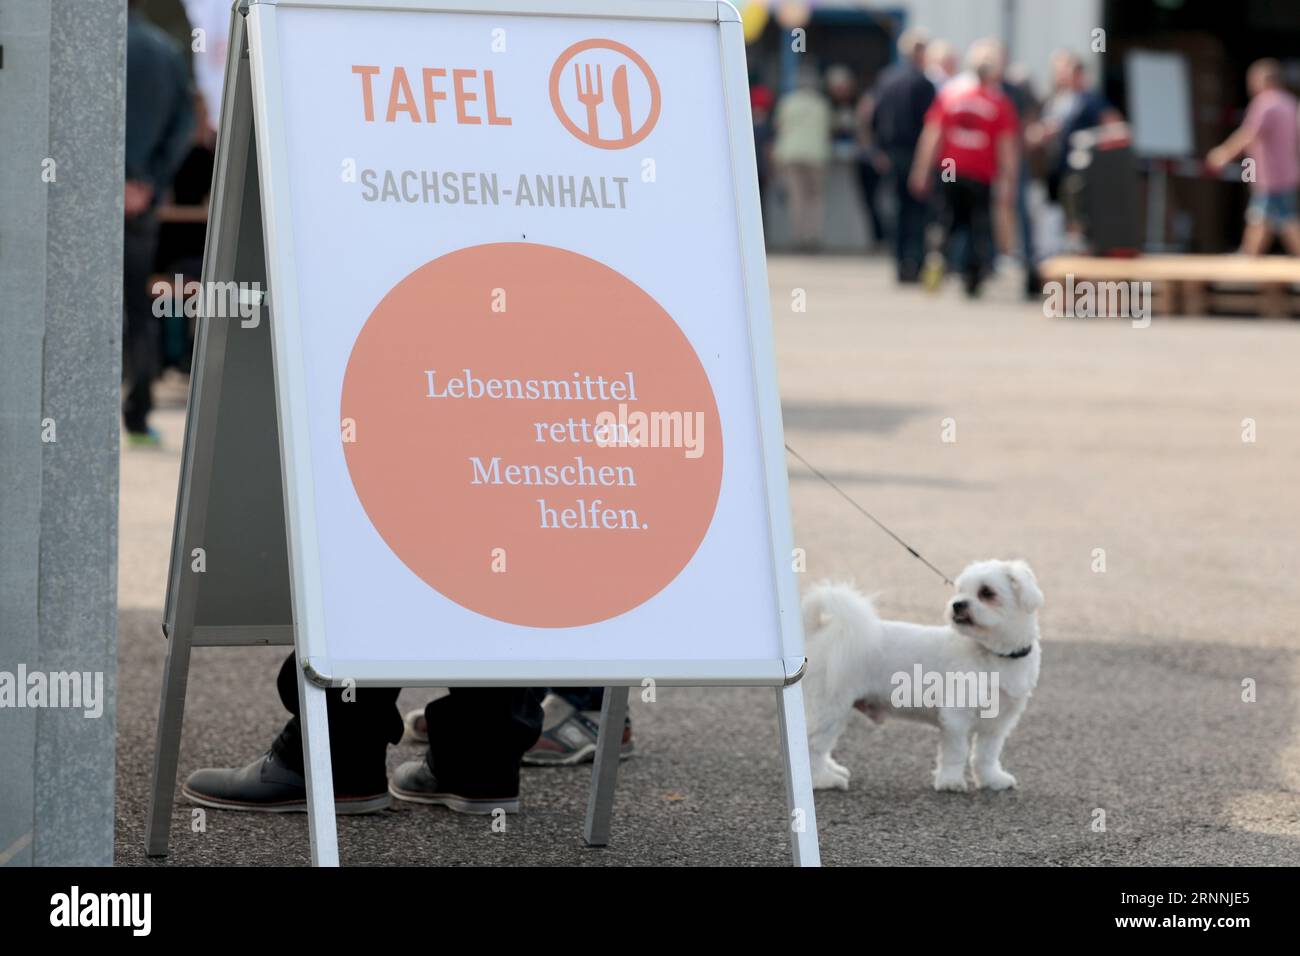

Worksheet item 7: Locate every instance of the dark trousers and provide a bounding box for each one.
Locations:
[122,212,160,433]
[942,177,994,290]
[270,654,543,797]
[1015,165,1041,296]
[855,158,886,245]
[887,148,927,279]
[1015,164,1035,265]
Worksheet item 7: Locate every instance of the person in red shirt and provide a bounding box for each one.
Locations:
[909,40,1020,296]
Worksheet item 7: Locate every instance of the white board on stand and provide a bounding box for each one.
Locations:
[1125,49,1193,158]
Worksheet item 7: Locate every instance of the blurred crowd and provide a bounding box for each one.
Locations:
[751,29,1124,298]
[122,5,1300,442]
[751,28,1300,298]
[122,0,226,445]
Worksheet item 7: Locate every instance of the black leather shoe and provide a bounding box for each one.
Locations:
[388,760,519,814]
[182,751,390,814]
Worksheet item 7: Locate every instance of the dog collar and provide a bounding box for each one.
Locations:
[997,645,1034,659]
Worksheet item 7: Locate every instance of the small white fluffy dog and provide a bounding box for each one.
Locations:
[802,560,1043,793]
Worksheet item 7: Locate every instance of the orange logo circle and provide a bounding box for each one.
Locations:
[548,38,661,149]
[341,243,722,628]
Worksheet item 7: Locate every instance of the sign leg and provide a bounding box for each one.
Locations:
[776,682,821,867]
[582,686,629,847]
[296,666,340,866]
[145,629,194,857]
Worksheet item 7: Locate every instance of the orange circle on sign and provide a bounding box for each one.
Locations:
[548,38,661,149]
[341,243,723,628]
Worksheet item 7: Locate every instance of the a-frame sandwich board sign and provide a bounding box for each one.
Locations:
[147,0,820,866]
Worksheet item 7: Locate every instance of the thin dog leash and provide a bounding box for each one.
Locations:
[784,442,955,587]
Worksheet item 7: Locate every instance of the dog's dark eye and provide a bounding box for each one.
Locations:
[978,586,997,602]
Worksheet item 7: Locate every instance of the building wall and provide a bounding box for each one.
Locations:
[891,0,1105,93]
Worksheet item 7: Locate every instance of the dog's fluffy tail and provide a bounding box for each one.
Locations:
[801,581,883,750]
[802,580,880,640]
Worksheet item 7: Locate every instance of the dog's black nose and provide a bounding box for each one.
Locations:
[952,600,969,614]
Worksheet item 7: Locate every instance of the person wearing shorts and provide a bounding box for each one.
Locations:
[1208,58,1300,256]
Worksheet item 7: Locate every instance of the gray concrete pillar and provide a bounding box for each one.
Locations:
[0,0,125,867]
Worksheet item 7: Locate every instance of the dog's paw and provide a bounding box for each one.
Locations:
[813,768,851,791]
[977,768,1017,791]
[933,772,969,793]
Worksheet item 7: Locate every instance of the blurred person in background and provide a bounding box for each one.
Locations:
[1001,60,1043,297]
[826,64,859,145]
[1207,58,1300,256]
[909,39,1019,298]
[853,81,889,252]
[925,39,959,90]
[123,0,195,446]
[825,64,884,250]
[773,68,833,251]
[181,0,232,145]
[151,93,215,376]
[1029,50,1120,248]
[870,28,935,281]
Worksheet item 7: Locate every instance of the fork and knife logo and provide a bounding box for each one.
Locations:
[548,38,661,149]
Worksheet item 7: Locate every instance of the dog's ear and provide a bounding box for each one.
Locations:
[1007,560,1043,612]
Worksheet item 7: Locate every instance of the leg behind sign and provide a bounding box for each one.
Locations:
[390,687,542,814]
[180,654,397,815]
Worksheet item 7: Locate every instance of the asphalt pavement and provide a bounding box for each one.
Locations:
[114,257,1300,865]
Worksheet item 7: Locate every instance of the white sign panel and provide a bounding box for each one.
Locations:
[1125,49,1194,158]
[248,0,795,683]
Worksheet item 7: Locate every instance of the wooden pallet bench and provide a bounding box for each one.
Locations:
[1039,255,1300,318]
